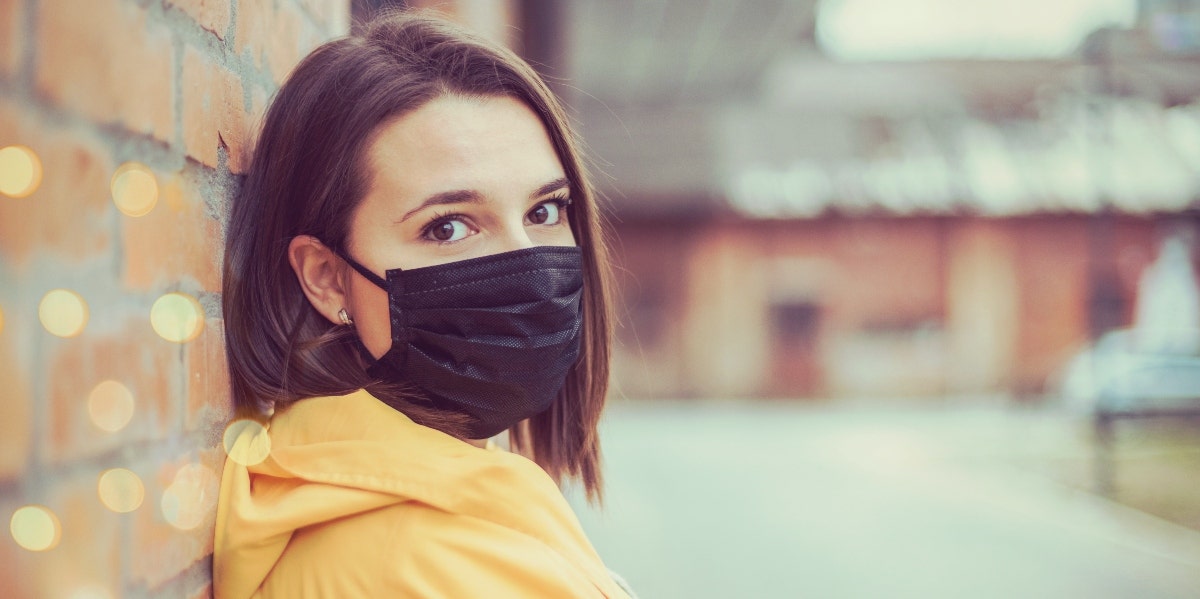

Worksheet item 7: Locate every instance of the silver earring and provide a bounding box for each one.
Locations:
[338,308,353,326]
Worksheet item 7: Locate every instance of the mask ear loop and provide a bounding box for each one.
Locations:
[333,248,389,290]
[330,247,407,370]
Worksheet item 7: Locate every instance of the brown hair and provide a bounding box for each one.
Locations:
[222,10,613,503]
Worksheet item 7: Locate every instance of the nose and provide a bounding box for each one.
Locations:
[495,221,537,253]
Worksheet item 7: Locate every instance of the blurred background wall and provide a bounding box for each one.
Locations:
[563,0,1200,402]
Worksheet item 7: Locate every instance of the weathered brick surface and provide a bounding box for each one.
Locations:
[182,45,250,171]
[0,324,32,480]
[31,475,124,599]
[35,0,175,142]
[187,320,232,434]
[237,86,272,174]
[0,0,21,78]
[166,0,232,39]
[235,0,304,85]
[0,1,367,595]
[131,448,222,590]
[0,103,113,267]
[0,96,23,139]
[46,319,178,463]
[0,499,37,598]
[121,170,223,292]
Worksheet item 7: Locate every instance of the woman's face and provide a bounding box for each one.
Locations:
[344,94,576,359]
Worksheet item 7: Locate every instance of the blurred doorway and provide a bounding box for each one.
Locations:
[769,299,824,397]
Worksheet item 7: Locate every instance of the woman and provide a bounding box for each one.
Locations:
[214,10,633,598]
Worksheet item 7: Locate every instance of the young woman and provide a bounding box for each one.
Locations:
[214,11,633,598]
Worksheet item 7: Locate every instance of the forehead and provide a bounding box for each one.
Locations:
[362,94,565,199]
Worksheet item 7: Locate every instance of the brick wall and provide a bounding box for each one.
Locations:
[610,214,1166,400]
[0,1,349,597]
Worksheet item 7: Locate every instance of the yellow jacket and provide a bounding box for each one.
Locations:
[214,389,631,598]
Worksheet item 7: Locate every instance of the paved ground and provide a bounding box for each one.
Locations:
[565,399,1200,599]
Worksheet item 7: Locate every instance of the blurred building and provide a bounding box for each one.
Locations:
[562,0,1200,399]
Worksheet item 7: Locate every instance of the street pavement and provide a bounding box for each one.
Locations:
[565,399,1200,598]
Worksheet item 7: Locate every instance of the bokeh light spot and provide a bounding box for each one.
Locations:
[88,380,135,433]
[38,289,89,338]
[97,468,144,513]
[68,585,114,599]
[111,162,158,217]
[0,145,43,198]
[161,463,218,531]
[10,505,61,551]
[223,419,271,467]
[150,292,204,343]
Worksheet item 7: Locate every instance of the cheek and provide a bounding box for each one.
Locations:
[535,218,577,248]
[561,224,579,247]
[348,281,393,360]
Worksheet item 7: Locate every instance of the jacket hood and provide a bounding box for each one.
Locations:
[213,388,620,598]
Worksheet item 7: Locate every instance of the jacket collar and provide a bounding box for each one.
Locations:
[214,389,619,598]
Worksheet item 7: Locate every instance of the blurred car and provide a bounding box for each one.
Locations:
[1056,327,1200,416]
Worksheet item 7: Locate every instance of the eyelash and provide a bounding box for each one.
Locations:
[419,196,574,244]
[421,209,458,241]
[542,195,573,215]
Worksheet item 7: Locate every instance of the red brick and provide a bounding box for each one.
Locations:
[131,449,222,590]
[46,475,123,598]
[827,218,944,328]
[120,171,223,293]
[166,0,232,40]
[0,501,37,598]
[1113,218,1160,322]
[1013,219,1090,389]
[182,46,249,170]
[0,321,32,480]
[235,0,303,85]
[46,319,178,463]
[35,0,174,142]
[0,96,28,138]
[233,86,271,175]
[186,320,232,434]
[3,476,123,598]
[0,102,113,268]
[0,0,22,78]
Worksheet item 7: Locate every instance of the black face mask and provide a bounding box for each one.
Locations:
[336,246,584,439]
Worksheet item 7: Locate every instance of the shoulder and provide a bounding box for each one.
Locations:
[264,501,605,598]
[257,501,419,597]
[384,504,607,598]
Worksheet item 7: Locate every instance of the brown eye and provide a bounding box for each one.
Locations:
[526,199,566,226]
[424,218,470,242]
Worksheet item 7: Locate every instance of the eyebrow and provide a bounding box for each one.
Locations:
[397,177,572,223]
[531,177,571,199]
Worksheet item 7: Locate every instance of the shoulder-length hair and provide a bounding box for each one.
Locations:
[222,10,613,503]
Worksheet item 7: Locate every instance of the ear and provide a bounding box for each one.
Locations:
[287,235,349,326]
